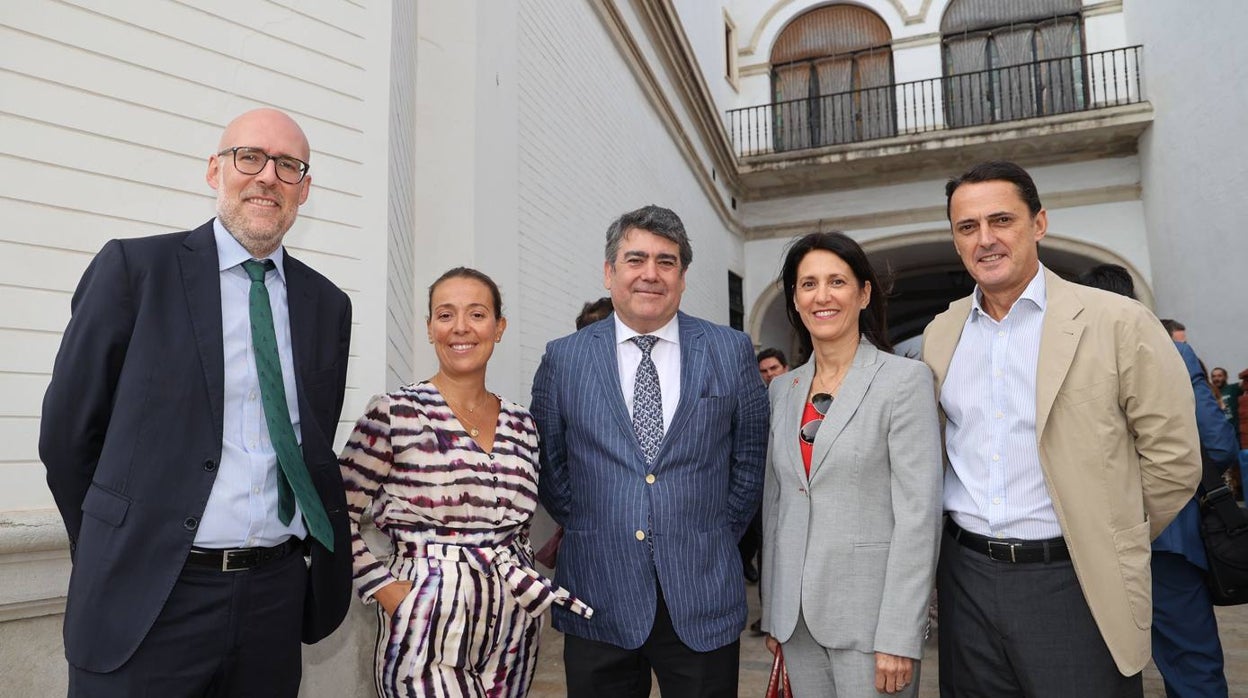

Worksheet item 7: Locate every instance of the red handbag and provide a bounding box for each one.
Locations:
[765,645,793,698]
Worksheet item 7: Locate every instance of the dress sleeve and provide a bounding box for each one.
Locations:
[339,393,398,603]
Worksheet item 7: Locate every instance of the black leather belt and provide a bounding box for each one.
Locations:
[945,518,1069,563]
[187,538,304,572]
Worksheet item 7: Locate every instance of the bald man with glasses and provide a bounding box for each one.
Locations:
[41,108,353,697]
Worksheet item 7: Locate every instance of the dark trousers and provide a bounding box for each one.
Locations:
[564,589,739,698]
[937,527,1142,698]
[1151,551,1228,698]
[69,552,306,698]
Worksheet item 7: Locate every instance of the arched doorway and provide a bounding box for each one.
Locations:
[749,231,1152,362]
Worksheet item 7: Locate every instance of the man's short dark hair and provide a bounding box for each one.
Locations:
[757,347,788,368]
[575,297,613,330]
[1077,264,1136,300]
[604,205,693,270]
[945,160,1043,221]
[1160,319,1185,335]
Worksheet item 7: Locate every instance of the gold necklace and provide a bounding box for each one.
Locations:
[813,365,848,397]
[441,389,491,438]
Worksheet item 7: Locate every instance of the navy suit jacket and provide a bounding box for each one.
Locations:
[531,311,769,652]
[39,221,353,672]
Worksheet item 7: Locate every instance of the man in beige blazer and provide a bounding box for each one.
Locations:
[922,161,1200,696]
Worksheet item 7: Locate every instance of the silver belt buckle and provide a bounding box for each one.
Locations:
[987,540,1017,563]
[221,548,249,572]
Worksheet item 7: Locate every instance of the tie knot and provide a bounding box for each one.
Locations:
[632,335,658,356]
[242,259,275,282]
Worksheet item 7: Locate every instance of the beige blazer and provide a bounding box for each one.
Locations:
[761,340,943,660]
[921,268,1201,674]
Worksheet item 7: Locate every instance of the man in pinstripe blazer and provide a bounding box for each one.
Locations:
[532,205,769,697]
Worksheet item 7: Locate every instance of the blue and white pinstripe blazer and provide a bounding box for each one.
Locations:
[531,311,769,651]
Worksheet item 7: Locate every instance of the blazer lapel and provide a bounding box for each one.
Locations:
[923,296,973,394]
[659,312,707,462]
[1035,269,1085,439]
[591,318,642,464]
[776,362,813,481]
[178,222,225,438]
[283,253,317,413]
[808,340,883,482]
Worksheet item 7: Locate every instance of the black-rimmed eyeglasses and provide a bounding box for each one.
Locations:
[799,392,834,445]
[218,147,309,185]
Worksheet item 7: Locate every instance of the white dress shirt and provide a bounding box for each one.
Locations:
[195,219,307,548]
[615,313,681,431]
[941,266,1061,540]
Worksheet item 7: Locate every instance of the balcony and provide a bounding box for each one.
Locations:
[727,46,1153,199]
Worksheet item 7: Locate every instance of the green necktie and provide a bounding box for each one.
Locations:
[242,259,333,552]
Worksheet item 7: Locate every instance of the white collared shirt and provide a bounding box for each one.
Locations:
[196,218,307,548]
[941,265,1061,540]
[615,313,681,431]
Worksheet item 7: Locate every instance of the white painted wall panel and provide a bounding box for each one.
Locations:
[0,0,378,514]
[1125,0,1248,373]
[516,0,744,394]
[385,0,418,390]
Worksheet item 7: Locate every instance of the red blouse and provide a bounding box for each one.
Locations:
[799,400,822,477]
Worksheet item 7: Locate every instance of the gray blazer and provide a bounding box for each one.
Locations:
[760,339,942,660]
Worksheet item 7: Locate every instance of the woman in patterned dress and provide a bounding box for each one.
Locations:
[340,267,591,698]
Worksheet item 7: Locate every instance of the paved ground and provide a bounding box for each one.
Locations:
[528,582,1248,697]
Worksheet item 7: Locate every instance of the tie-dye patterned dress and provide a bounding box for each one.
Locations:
[339,382,592,698]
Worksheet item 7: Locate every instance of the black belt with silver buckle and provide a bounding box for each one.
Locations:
[187,538,304,572]
[945,518,1069,563]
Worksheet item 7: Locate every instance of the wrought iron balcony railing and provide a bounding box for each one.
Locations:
[726,46,1143,158]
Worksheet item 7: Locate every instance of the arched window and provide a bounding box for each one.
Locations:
[770,5,894,151]
[941,0,1084,126]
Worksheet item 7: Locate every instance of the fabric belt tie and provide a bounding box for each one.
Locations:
[945,518,1069,564]
[398,540,593,620]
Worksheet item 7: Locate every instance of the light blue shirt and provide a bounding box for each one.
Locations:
[941,266,1062,540]
[195,219,307,548]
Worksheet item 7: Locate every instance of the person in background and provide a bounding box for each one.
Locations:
[339,267,590,697]
[758,348,789,386]
[743,347,791,633]
[1211,367,1241,439]
[1162,318,1187,342]
[534,296,617,570]
[762,232,942,697]
[532,205,768,697]
[1079,263,1232,698]
[1239,367,1248,503]
[577,297,614,330]
[924,161,1199,696]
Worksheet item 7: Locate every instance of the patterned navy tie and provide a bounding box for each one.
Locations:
[631,335,664,463]
[242,259,334,551]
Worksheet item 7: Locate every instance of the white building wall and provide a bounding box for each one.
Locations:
[672,0,738,114]
[0,0,394,511]
[1124,0,1248,373]
[0,0,402,693]
[406,1,525,400]
[385,1,421,392]
[515,0,744,392]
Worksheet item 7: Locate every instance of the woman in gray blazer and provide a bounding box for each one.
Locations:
[760,232,942,697]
